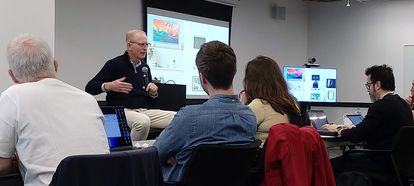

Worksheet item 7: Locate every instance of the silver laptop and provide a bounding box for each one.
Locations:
[308,110,337,136]
[100,106,133,151]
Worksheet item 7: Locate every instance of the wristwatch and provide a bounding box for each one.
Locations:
[335,126,344,136]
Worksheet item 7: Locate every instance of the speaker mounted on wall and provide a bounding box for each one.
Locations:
[270,3,286,20]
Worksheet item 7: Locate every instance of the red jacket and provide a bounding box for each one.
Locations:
[300,126,335,186]
[261,123,335,186]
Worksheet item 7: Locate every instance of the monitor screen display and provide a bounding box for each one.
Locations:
[283,66,337,102]
[146,7,230,99]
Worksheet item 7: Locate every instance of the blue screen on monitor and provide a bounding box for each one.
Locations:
[283,66,337,102]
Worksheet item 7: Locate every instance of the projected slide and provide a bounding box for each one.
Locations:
[147,7,230,98]
[283,67,337,102]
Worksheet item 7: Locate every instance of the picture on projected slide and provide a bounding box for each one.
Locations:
[193,36,206,49]
[192,76,203,91]
[153,19,179,45]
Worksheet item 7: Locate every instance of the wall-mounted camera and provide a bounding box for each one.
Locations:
[304,57,320,68]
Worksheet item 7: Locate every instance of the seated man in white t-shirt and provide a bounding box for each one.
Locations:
[0,34,109,186]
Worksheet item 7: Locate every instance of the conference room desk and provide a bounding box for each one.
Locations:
[322,136,361,159]
[133,139,156,148]
[134,138,358,159]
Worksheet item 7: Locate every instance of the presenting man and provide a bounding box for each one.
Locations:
[0,34,109,186]
[154,41,257,182]
[86,29,175,141]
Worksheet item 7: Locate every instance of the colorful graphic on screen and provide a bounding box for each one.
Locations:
[153,19,179,44]
[286,68,303,80]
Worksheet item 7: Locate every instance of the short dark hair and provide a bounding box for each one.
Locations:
[365,64,395,91]
[195,41,236,89]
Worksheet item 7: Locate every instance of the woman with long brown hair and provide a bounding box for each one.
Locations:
[241,56,305,142]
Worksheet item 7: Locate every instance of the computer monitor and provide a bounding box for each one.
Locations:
[283,66,337,102]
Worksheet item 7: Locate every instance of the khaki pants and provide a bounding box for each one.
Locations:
[124,108,175,141]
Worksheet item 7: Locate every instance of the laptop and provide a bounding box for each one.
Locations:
[307,110,338,137]
[345,113,364,125]
[100,106,133,152]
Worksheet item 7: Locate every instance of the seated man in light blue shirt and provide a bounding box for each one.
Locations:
[153,41,257,182]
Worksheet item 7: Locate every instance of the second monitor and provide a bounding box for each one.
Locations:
[283,66,337,103]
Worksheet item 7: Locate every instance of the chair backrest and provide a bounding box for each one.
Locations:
[180,139,261,186]
[49,147,164,186]
[392,126,414,182]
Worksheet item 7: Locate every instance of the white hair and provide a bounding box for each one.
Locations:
[126,29,146,42]
[6,34,56,83]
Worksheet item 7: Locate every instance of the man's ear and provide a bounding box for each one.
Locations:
[199,73,207,85]
[8,69,20,84]
[53,60,59,72]
[375,81,382,91]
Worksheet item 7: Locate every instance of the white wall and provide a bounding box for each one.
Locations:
[0,0,55,92]
[3,0,413,103]
[54,0,309,99]
[231,0,308,92]
[55,0,143,100]
[308,0,414,102]
[403,45,414,98]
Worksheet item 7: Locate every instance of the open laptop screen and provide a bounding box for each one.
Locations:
[346,114,364,125]
[308,110,329,130]
[103,114,122,138]
[101,106,132,149]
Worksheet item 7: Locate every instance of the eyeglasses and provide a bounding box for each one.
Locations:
[365,82,375,89]
[129,41,151,47]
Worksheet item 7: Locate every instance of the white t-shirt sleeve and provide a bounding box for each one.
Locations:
[0,93,17,158]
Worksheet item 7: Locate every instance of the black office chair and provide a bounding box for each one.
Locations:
[167,139,261,186]
[391,126,414,186]
[49,147,164,186]
[0,172,23,186]
[338,126,414,186]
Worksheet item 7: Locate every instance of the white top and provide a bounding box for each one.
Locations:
[0,78,109,186]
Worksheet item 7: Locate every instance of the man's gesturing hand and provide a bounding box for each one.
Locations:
[105,77,133,94]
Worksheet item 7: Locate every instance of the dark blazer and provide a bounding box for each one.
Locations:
[85,51,156,109]
[341,94,413,150]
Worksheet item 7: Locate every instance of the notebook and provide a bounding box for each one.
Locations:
[345,114,364,125]
[307,110,338,137]
[100,106,133,151]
